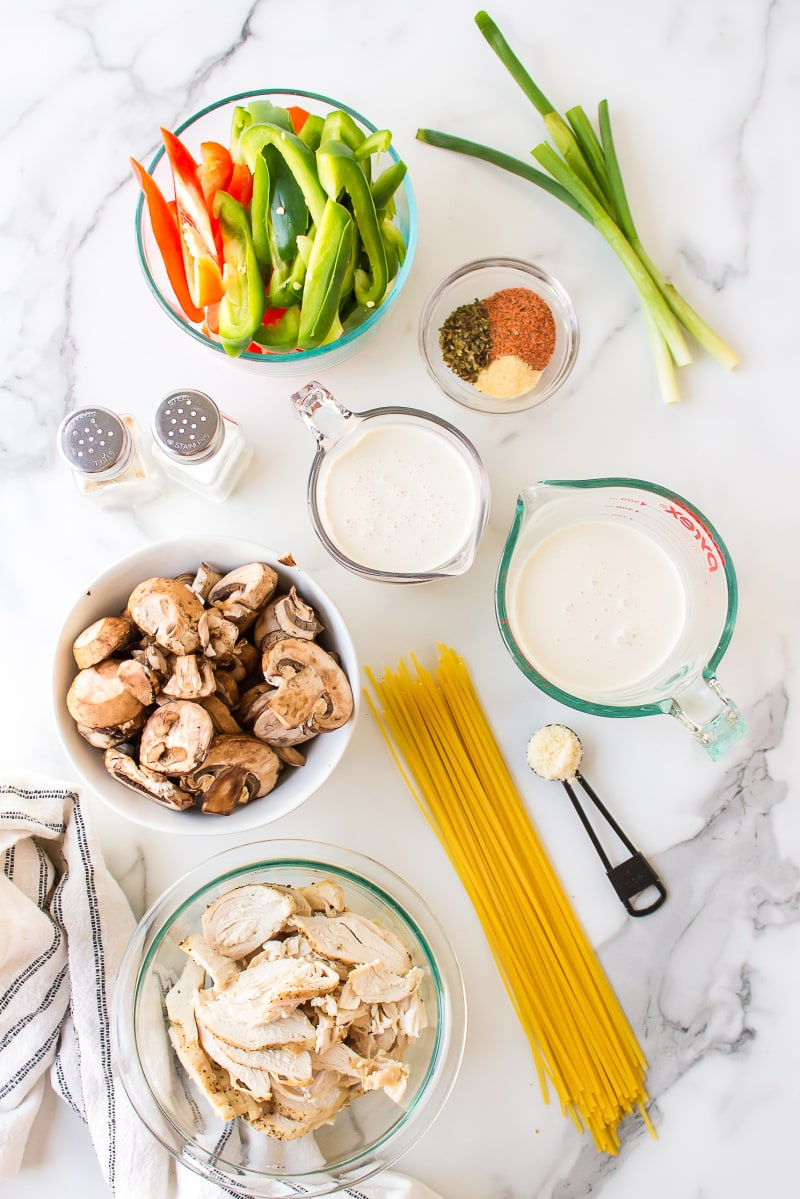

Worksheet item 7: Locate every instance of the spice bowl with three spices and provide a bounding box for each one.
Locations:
[419,257,579,413]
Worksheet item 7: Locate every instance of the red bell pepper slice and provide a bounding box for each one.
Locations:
[226,162,253,209]
[160,127,224,308]
[130,157,204,323]
[198,141,234,209]
[287,105,310,134]
[261,305,289,326]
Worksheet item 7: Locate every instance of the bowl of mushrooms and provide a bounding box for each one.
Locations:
[113,840,466,1195]
[53,536,359,833]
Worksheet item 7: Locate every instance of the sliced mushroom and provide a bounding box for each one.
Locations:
[72,615,135,670]
[190,561,223,603]
[198,695,243,735]
[198,608,239,664]
[252,706,316,748]
[161,654,217,700]
[208,563,278,629]
[213,670,239,709]
[254,588,323,652]
[182,735,281,815]
[274,746,306,768]
[229,640,259,682]
[103,746,195,809]
[76,709,147,749]
[127,577,205,655]
[67,660,145,730]
[138,643,170,677]
[262,638,353,732]
[139,700,214,775]
[118,658,161,706]
[267,666,326,730]
[236,683,274,725]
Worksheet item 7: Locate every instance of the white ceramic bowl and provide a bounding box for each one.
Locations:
[53,536,359,834]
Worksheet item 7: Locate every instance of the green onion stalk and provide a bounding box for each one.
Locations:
[416,10,739,404]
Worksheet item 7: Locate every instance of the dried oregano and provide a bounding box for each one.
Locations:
[439,300,491,382]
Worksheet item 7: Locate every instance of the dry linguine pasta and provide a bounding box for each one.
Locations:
[365,644,654,1154]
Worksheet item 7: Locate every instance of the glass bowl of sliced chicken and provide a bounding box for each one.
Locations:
[112,840,466,1195]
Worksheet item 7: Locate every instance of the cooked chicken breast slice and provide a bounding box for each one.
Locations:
[194,957,339,1050]
[180,934,240,989]
[271,1071,350,1126]
[313,1042,409,1102]
[199,1023,312,1093]
[292,913,412,975]
[164,961,262,1122]
[247,1109,322,1141]
[202,883,296,959]
[297,880,345,915]
[196,1006,316,1057]
[349,962,423,1005]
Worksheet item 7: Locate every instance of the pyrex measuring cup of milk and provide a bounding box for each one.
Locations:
[291,381,490,583]
[496,478,746,760]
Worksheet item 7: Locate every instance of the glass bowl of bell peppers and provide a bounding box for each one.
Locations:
[132,90,417,372]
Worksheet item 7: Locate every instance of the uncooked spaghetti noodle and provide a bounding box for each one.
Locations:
[365,644,653,1154]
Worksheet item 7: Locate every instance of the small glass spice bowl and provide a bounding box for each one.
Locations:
[419,257,579,414]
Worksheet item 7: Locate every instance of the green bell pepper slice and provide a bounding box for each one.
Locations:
[253,306,300,350]
[316,141,388,309]
[320,109,365,153]
[213,191,265,357]
[240,123,326,227]
[298,113,324,151]
[231,101,292,164]
[381,216,406,280]
[371,160,407,212]
[252,147,310,267]
[355,129,392,160]
[297,198,354,349]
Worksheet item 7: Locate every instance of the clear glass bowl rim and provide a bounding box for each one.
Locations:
[134,88,418,364]
[113,838,467,1185]
[494,476,739,718]
[418,255,580,412]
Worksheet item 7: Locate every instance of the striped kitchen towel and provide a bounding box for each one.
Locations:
[0,774,445,1199]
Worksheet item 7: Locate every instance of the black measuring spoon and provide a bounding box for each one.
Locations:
[527,724,667,917]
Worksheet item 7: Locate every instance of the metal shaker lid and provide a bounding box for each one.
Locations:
[58,408,131,475]
[152,389,223,461]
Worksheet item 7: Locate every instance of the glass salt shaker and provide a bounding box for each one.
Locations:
[57,407,161,510]
[150,389,252,503]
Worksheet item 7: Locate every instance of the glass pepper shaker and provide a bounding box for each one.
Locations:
[150,389,252,503]
[57,407,161,509]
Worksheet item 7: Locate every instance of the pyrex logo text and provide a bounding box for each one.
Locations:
[663,504,723,573]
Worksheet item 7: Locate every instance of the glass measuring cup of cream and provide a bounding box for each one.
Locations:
[496,478,746,760]
[291,381,490,583]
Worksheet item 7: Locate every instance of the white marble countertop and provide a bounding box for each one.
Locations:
[3,0,799,1195]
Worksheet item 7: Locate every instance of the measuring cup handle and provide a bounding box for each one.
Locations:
[669,674,747,761]
[290,381,355,446]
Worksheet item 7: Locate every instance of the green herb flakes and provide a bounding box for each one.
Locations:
[439,300,491,382]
